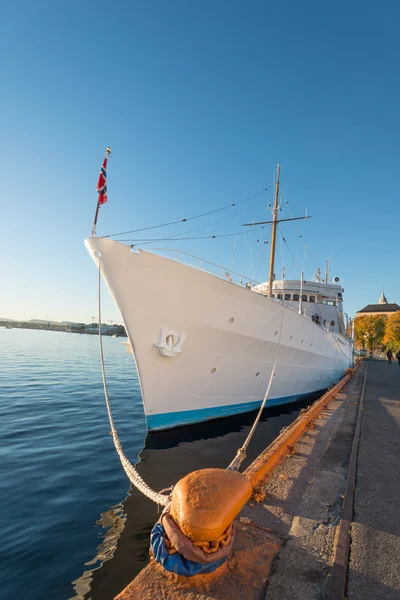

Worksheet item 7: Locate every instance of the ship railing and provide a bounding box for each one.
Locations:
[146,248,265,290]
[146,248,342,334]
[271,296,327,325]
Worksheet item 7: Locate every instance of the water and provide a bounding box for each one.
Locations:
[1,329,144,600]
[0,328,319,600]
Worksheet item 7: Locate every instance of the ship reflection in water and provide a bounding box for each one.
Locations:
[70,392,322,600]
[70,503,128,599]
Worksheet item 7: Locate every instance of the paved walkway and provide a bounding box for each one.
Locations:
[348,360,400,599]
[263,366,364,600]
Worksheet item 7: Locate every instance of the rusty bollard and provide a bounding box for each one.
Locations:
[150,468,252,576]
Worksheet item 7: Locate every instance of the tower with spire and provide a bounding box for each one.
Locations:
[357,291,399,318]
[378,290,388,304]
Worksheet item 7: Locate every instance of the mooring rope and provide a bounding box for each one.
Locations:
[227,307,285,471]
[330,330,353,362]
[97,256,170,506]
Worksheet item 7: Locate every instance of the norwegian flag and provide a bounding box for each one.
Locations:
[97,148,111,205]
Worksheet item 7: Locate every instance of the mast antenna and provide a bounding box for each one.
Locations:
[325,259,330,284]
[267,164,280,297]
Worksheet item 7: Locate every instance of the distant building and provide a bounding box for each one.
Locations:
[356,291,400,319]
[85,323,118,335]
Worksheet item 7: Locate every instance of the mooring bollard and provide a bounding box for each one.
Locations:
[150,468,252,576]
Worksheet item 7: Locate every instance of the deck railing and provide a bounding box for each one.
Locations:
[146,248,264,289]
[145,248,345,335]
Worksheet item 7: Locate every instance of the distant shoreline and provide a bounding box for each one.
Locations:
[0,320,127,337]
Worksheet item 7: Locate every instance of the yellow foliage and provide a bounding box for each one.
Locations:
[354,314,387,352]
[383,311,400,351]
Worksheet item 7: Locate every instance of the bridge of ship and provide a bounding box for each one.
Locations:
[253,279,347,335]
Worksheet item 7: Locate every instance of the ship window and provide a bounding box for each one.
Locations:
[271,294,275,298]
[277,293,283,300]
[285,294,291,301]
[302,295,307,302]
[293,294,299,301]
[330,320,335,327]
[312,314,320,325]
[309,295,315,303]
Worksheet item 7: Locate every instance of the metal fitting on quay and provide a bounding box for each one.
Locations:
[150,468,252,576]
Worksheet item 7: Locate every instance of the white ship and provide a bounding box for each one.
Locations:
[86,165,353,431]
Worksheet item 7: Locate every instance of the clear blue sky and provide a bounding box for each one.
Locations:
[1,0,399,323]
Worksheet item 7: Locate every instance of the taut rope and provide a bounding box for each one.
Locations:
[97,256,170,506]
[227,307,285,471]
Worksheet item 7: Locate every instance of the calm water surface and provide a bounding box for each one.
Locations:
[1,329,144,600]
[1,328,318,600]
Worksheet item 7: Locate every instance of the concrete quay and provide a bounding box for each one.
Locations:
[115,361,400,599]
[347,361,400,599]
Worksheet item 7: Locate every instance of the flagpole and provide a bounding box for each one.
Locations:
[91,147,111,237]
[91,204,101,237]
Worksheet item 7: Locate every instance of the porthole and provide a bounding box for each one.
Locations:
[211,368,216,374]
[229,317,234,324]
[289,335,293,340]
[255,372,260,377]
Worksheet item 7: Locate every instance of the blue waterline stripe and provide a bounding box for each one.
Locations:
[147,390,326,431]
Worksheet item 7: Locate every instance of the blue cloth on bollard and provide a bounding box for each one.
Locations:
[150,522,227,576]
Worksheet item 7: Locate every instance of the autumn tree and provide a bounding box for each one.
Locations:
[354,314,387,352]
[354,316,367,350]
[383,311,400,351]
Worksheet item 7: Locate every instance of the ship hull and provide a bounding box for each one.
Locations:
[85,238,353,431]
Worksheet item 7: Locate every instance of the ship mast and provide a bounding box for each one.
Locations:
[267,164,280,297]
[242,165,311,295]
